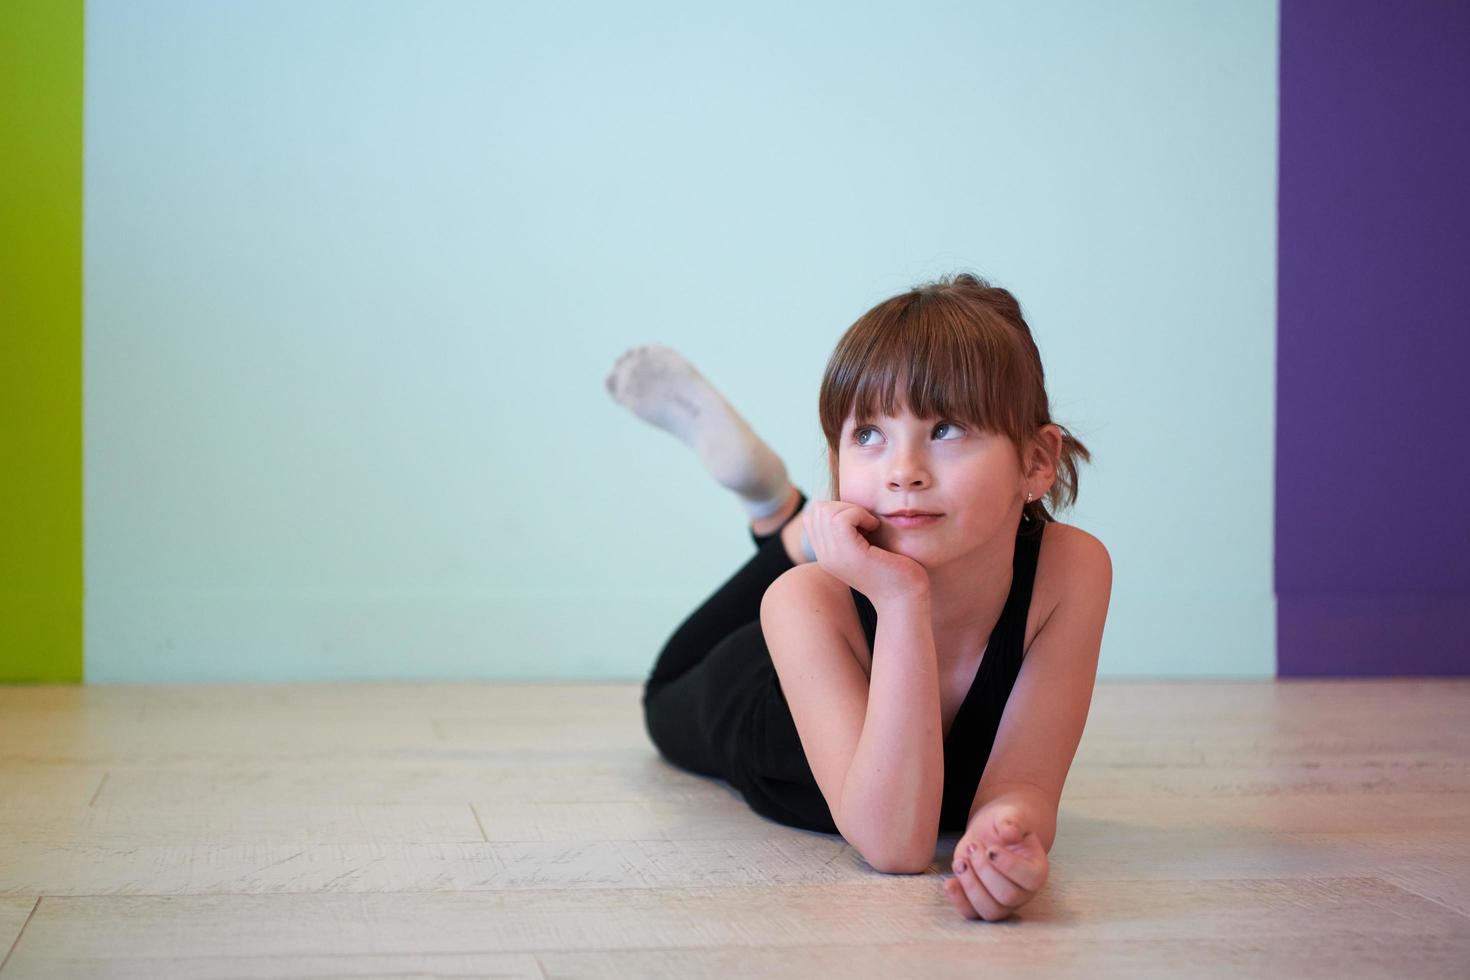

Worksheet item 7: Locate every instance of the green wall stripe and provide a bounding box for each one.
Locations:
[0,0,84,682]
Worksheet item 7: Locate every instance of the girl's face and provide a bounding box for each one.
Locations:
[836,403,1026,566]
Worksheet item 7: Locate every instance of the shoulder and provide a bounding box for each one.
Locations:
[761,563,868,666]
[1040,520,1112,576]
[1028,521,1113,648]
[765,561,854,606]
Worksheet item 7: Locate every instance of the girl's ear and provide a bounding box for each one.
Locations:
[1025,425,1063,484]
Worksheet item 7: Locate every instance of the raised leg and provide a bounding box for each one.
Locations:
[606,343,818,565]
[605,344,790,516]
[643,530,794,701]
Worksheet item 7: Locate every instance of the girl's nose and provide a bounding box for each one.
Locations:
[887,461,930,490]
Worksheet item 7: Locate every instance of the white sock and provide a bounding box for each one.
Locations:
[606,344,793,519]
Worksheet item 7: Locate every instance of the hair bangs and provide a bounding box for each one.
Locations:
[833,298,1008,436]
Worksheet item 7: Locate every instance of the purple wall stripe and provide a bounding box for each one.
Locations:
[1277,0,1470,675]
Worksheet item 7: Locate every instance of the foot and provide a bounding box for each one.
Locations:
[606,344,792,519]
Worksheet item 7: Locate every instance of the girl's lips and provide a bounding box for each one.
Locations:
[885,513,942,528]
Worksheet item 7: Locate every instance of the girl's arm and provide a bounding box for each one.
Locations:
[946,529,1112,921]
[839,589,944,868]
[761,567,943,873]
[968,528,1111,841]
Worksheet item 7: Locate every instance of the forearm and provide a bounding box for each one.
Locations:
[839,592,944,871]
[970,781,1059,853]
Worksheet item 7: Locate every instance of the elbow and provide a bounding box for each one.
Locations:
[863,847,934,875]
[868,857,932,875]
[855,832,937,875]
[839,798,940,875]
[841,808,935,873]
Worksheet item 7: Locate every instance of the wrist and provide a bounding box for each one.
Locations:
[968,783,1058,852]
[872,587,931,617]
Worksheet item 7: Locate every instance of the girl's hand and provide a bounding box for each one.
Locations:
[943,803,1049,922]
[801,500,930,605]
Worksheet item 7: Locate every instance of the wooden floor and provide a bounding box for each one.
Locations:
[1,679,1468,978]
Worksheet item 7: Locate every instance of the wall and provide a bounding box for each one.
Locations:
[82,0,1278,681]
[1,0,84,682]
[1277,0,1470,676]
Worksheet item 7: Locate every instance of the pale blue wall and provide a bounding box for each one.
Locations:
[85,0,1278,681]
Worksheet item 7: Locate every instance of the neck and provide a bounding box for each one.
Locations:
[923,516,1020,664]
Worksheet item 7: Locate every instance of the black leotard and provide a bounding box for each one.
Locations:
[642,503,1045,836]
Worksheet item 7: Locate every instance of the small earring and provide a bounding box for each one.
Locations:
[1025,492,1032,503]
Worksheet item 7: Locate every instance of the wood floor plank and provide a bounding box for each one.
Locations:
[469,797,823,842]
[1380,863,1470,919]
[0,685,143,720]
[0,803,485,847]
[470,792,1470,843]
[1071,732,1470,765]
[0,718,444,764]
[0,837,873,896]
[536,934,1470,980]
[1082,678,1470,721]
[1051,827,1470,884]
[1056,792,1470,834]
[89,756,739,806]
[78,751,1470,812]
[0,897,38,970]
[3,878,1465,974]
[140,682,641,723]
[0,766,107,808]
[1274,831,1470,918]
[1057,758,1470,797]
[3,949,547,979]
[435,719,649,751]
[10,935,1470,980]
[9,828,1467,897]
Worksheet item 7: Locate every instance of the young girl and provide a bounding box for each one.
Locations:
[607,272,1112,922]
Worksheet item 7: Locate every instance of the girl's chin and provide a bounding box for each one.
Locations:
[877,536,936,560]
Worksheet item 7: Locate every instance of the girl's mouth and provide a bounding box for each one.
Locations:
[884,514,942,528]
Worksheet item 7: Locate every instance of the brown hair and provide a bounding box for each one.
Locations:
[817,272,1091,525]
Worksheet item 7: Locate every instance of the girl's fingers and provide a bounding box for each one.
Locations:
[984,839,1046,893]
[998,816,1026,845]
[974,849,1029,908]
[804,506,831,557]
[981,809,1025,850]
[951,852,1011,922]
[836,505,877,538]
[961,840,1028,905]
[943,877,980,920]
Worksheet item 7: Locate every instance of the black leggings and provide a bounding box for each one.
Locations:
[641,489,814,790]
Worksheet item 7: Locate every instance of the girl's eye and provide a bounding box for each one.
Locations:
[853,422,963,446]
